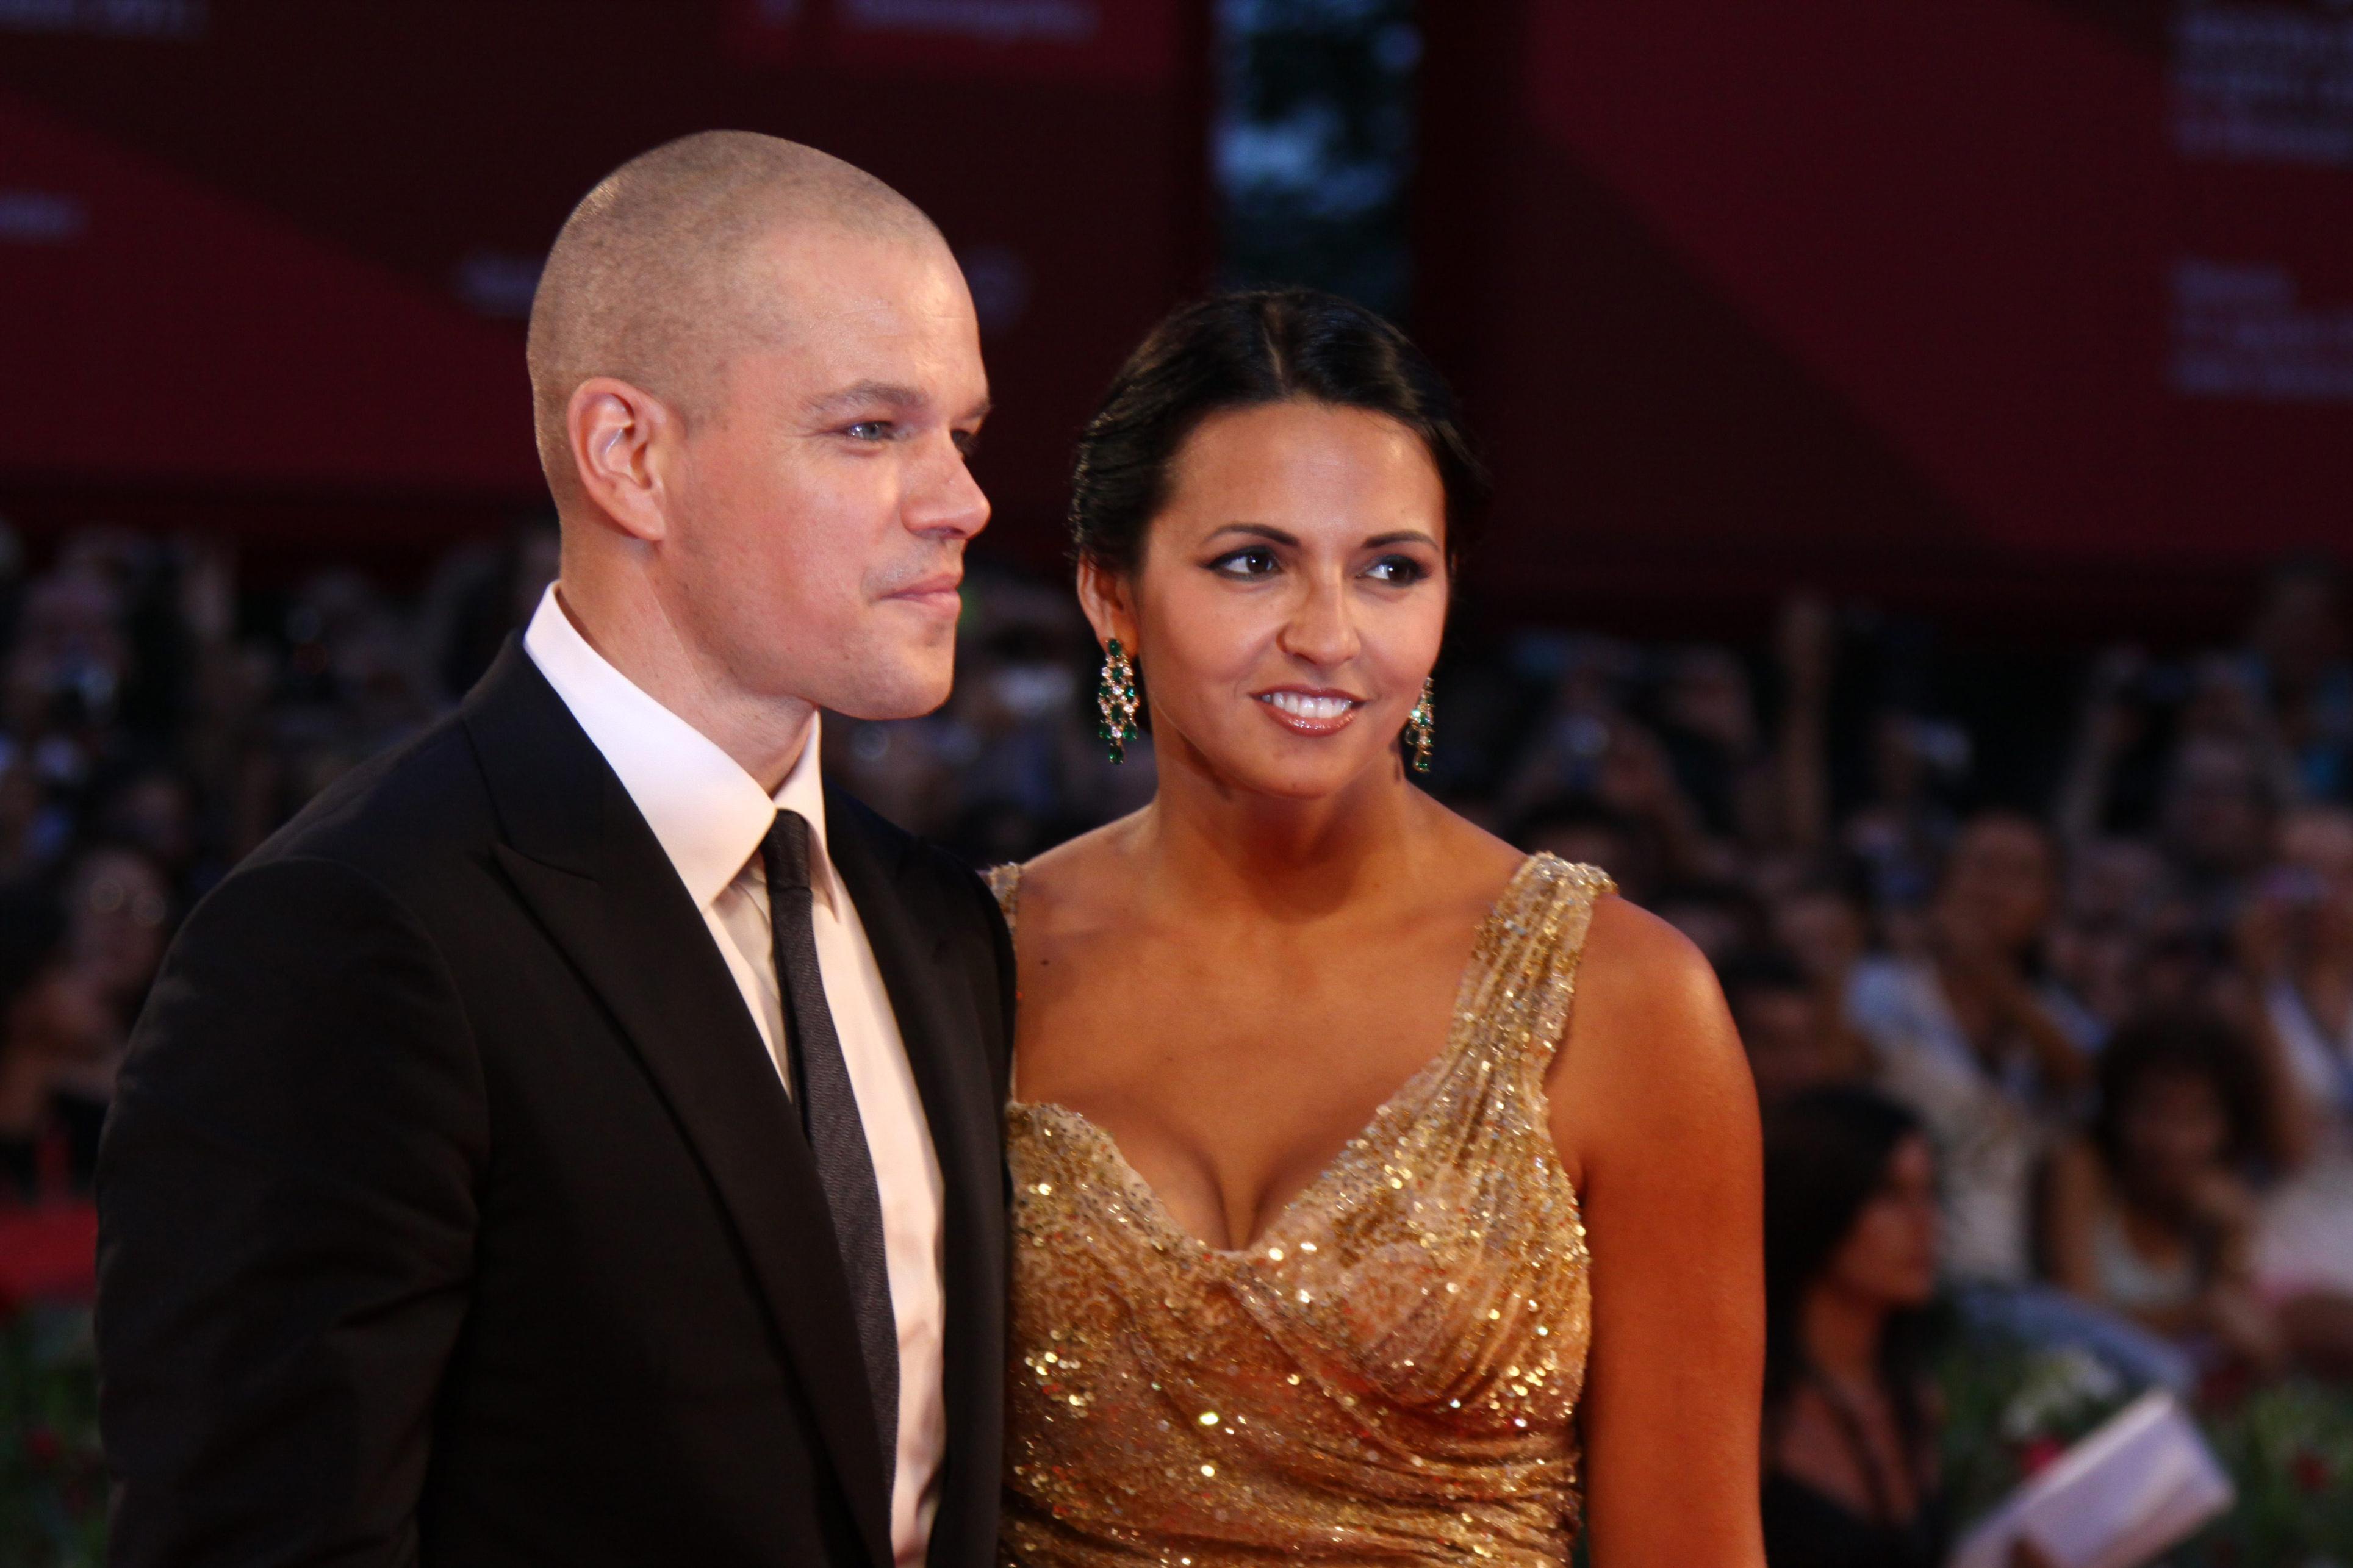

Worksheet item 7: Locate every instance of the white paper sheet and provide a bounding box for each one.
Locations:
[1950,1389,2235,1568]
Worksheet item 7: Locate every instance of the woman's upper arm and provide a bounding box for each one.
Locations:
[1551,895,1765,1568]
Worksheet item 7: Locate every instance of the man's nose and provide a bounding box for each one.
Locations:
[908,433,991,542]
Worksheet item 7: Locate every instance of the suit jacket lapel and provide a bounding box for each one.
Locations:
[825,789,1008,1568]
[461,645,894,1568]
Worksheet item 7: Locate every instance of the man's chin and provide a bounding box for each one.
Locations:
[823,662,956,723]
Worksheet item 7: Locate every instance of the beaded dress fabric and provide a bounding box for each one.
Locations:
[986,854,1612,1566]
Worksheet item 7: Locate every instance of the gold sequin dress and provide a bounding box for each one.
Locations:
[987,854,1612,1566]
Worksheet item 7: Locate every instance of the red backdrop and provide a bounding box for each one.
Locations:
[1417,0,2353,633]
[0,0,1212,565]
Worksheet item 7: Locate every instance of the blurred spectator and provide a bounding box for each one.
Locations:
[59,843,170,1042]
[93,766,209,898]
[1770,595,1835,861]
[823,568,1156,853]
[1721,950,1866,1108]
[2239,804,2353,1376]
[1848,812,2095,1284]
[2244,804,2353,1165]
[1768,873,1869,1015]
[1841,711,1967,926]
[2249,556,2353,803]
[422,517,562,702]
[2,566,131,818]
[2041,1013,2285,1375]
[1502,636,1741,889]
[1761,1087,1948,1568]
[0,746,45,879]
[0,884,111,1202]
[1652,881,1761,965]
[1514,801,1659,904]
[1655,643,1775,846]
[2043,837,2179,1036]
[2158,736,2277,927]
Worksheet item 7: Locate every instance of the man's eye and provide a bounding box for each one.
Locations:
[952,429,982,458]
[844,421,893,442]
[1209,547,1281,578]
[1365,556,1428,585]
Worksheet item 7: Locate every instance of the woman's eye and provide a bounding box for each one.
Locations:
[1365,556,1428,585]
[1210,548,1281,578]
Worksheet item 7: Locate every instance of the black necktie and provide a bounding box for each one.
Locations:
[762,809,898,1472]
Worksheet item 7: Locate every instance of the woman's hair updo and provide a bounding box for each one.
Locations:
[1068,288,1488,576]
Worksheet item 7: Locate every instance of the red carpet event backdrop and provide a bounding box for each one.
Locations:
[4,1,2349,617]
[0,0,1213,559]
[1414,0,2353,618]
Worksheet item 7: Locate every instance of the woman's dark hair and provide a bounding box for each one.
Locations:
[2092,1010,2265,1174]
[1068,289,1488,575]
[1762,1087,1939,1447]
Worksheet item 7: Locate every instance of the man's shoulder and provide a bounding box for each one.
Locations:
[827,786,996,932]
[242,643,568,895]
[242,711,496,894]
[142,713,503,1028]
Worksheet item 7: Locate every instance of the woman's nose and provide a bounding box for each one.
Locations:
[1277,576,1359,667]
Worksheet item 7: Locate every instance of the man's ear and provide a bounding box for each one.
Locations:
[1076,556,1137,656]
[566,377,680,543]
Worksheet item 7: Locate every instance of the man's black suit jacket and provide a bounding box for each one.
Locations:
[95,642,1015,1568]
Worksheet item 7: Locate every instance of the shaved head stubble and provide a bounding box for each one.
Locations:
[524,131,991,789]
[527,130,947,511]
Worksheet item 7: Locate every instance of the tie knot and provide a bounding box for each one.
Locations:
[763,808,814,895]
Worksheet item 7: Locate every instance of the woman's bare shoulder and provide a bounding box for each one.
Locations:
[1005,812,1148,930]
[1576,897,1734,1040]
[1554,895,1756,1180]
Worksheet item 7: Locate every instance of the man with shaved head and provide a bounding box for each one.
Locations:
[99,133,1013,1568]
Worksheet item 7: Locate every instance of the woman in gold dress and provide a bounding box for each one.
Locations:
[989,291,1764,1566]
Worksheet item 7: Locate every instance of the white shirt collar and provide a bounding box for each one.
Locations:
[522,584,835,911]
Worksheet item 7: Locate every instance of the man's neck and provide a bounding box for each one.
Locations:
[553,582,815,795]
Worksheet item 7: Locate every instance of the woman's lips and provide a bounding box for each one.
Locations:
[1255,688,1364,735]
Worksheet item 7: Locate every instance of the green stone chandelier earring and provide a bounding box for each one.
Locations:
[1096,637,1141,764]
[1403,677,1436,774]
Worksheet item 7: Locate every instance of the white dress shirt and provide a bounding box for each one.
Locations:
[524,586,945,1565]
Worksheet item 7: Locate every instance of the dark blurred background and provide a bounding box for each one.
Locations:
[5,2,2353,1563]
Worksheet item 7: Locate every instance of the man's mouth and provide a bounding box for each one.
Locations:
[885,574,964,615]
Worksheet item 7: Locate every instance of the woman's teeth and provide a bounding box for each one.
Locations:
[1260,692,1357,721]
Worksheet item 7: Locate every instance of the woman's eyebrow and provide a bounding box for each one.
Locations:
[1363,530,1440,549]
[1204,523,1301,546]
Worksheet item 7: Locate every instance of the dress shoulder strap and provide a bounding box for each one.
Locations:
[984,862,1022,936]
[1462,854,1614,1079]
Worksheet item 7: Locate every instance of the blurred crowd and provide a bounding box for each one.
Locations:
[0,520,557,1208]
[1,517,2349,1550]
